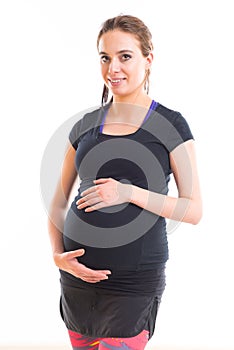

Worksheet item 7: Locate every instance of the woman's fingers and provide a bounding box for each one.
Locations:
[69,255,111,280]
[77,198,102,210]
[80,178,110,197]
[55,250,111,283]
[77,268,111,283]
[78,192,98,202]
[77,179,118,210]
[65,248,85,258]
[93,178,110,184]
[83,202,105,212]
[80,185,99,197]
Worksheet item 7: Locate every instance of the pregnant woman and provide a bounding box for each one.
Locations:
[48,14,202,350]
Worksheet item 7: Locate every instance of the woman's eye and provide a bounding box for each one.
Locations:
[121,54,132,61]
[100,55,110,63]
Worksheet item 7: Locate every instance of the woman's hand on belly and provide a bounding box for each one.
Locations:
[53,248,111,283]
[76,178,132,212]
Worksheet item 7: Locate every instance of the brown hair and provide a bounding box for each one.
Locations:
[97,15,153,105]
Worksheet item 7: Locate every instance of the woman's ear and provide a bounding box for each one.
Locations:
[146,52,154,69]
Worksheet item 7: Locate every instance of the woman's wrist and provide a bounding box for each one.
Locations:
[53,250,65,267]
[128,184,149,208]
[122,183,135,203]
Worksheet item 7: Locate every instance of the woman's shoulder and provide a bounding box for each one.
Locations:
[70,105,107,135]
[156,102,183,123]
[149,101,194,151]
[69,105,105,148]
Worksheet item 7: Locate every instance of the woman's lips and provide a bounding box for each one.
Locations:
[108,78,126,86]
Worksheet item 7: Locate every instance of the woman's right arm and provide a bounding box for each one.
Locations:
[48,143,111,283]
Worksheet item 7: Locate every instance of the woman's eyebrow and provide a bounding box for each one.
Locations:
[99,49,134,55]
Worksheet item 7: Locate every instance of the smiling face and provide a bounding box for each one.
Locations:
[98,30,153,103]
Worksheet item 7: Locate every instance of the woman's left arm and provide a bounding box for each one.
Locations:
[130,139,202,225]
[77,140,202,225]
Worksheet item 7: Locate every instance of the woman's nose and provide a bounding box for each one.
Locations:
[108,57,120,74]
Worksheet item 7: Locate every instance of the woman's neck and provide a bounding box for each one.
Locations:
[112,91,152,109]
[106,95,153,127]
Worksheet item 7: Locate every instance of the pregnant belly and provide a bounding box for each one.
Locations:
[64,200,140,244]
[63,202,146,270]
[63,188,160,250]
[63,188,166,269]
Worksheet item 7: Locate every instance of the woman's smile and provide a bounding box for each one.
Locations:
[108,77,126,87]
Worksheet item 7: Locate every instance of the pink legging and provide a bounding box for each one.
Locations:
[68,329,149,350]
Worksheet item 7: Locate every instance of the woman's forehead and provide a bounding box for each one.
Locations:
[98,30,141,53]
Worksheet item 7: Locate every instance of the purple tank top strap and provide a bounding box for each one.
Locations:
[141,100,158,125]
[99,109,108,133]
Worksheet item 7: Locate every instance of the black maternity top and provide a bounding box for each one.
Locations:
[59,100,194,338]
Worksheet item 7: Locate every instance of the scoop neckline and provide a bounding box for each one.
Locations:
[98,100,158,138]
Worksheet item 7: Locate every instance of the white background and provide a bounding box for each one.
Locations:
[0,0,233,349]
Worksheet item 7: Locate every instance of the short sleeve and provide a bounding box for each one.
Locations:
[69,120,81,150]
[166,112,194,152]
[68,107,104,150]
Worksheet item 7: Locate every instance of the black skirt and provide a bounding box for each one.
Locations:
[59,266,166,339]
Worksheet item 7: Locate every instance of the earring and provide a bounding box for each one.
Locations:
[144,69,150,94]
